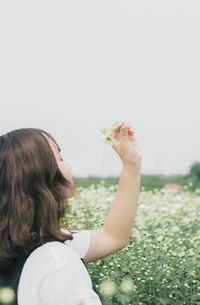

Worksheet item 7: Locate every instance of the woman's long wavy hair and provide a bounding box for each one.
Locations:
[0,128,74,272]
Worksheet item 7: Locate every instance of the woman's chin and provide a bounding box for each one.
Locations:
[66,188,75,199]
[67,193,74,199]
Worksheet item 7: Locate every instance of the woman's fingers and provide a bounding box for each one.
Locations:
[128,128,134,136]
[111,122,128,134]
[112,123,134,140]
[111,122,124,134]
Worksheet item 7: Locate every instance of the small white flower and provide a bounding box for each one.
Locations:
[187,249,195,256]
[182,217,190,224]
[99,127,116,145]
[157,236,163,242]
[178,251,185,257]
[172,226,179,232]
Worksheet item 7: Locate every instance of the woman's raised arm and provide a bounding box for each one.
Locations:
[83,122,142,264]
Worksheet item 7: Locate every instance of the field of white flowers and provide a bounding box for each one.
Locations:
[65,182,200,305]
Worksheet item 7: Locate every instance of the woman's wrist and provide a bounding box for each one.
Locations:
[122,161,142,176]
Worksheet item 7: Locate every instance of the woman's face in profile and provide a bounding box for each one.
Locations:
[46,137,74,197]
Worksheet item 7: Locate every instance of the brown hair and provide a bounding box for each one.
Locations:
[0,128,74,271]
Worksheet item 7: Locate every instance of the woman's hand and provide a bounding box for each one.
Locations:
[111,121,142,171]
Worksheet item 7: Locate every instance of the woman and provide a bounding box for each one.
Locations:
[0,121,142,305]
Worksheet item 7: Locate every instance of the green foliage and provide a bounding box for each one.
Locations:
[189,162,200,178]
[73,176,119,189]
[63,184,200,305]
[186,162,200,190]
[73,175,188,191]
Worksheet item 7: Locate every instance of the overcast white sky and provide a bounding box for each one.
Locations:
[0,1,200,177]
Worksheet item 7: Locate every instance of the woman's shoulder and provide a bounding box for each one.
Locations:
[18,241,82,291]
[61,228,91,259]
[29,241,81,268]
[18,241,92,304]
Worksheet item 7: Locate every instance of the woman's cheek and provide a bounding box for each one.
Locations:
[61,162,72,180]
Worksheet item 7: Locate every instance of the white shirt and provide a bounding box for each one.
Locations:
[18,230,102,305]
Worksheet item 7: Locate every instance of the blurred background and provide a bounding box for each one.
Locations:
[0,0,199,189]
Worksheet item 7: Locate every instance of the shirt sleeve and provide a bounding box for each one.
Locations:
[39,264,102,305]
[61,229,91,259]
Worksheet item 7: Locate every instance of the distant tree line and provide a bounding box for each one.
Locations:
[185,161,200,190]
[73,162,200,191]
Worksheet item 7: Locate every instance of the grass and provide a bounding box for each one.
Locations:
[62,182,200,305]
